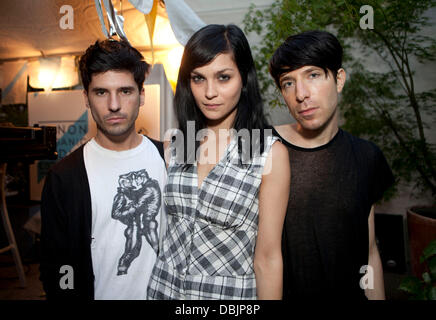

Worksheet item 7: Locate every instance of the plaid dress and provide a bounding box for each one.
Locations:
[147,134,278,300]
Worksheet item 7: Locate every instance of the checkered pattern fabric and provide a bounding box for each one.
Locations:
[147,135,279,300]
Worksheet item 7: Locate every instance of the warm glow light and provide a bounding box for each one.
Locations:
[137,4,185,91]
[38,69,57,87]
[167,46,184,68]
[153,15,179,46]
[164,45,184,89]
[29,56,78,91]
[147,44,184,92]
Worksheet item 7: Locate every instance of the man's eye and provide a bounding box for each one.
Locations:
[96,90,106,96]
[310,73,320,79]
[122,89,132,95]
[282,81,294,89]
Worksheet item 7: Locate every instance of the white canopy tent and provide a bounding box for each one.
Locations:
[0,0,204,60]
[0,0,205,101]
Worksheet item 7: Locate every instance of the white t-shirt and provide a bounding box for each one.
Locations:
[84,136,166,300]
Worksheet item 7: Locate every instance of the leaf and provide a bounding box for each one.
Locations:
[429,287,436,301]
[420,239,436,263]
[398,276,422,295]
[429,256,436,279]
[422,272,431,284]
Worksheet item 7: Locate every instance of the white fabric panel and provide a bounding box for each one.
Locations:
[144,63,177,139]
[165,0,206,45]
[128,0,154,15]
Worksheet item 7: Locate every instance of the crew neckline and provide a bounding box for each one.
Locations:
[272,126,342,152]
[87,135,149,158]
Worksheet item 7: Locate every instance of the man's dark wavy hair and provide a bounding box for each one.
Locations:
[79,39,150,92]
[269,30,343,88]
[175,24,269,164]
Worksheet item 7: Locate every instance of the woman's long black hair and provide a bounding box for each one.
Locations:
[174,24,269,165]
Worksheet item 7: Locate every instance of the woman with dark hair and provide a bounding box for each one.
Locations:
[147,24,290,300]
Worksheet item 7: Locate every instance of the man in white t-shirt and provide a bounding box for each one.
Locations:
[40,39,166,300]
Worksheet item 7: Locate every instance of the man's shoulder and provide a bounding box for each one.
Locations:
[273,124,294,139]
[49,144,86,176]
[339,129,382,155]
[142,135,164,162]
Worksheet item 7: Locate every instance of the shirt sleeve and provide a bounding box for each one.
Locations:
[370,144,395,204]
[39,169,72,299]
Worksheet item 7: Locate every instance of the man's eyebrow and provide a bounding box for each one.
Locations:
[279,67,325,83]
[302,67,323,74]
[91,87,107,92]
[279,75,294,83]
[118,86,136,91]
[90,86,136,92]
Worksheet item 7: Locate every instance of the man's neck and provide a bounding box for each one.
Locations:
[293,123,339,149]
[94,130,142,151]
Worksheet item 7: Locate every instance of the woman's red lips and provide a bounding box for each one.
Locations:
[204,104,221,109]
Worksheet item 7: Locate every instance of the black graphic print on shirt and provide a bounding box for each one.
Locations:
[111,169,161,276]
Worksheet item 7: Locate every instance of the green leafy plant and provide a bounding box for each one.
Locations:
[243,0,436,200]
[399,239,436,300]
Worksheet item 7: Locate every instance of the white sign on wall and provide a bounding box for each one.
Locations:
[27,90,95,200]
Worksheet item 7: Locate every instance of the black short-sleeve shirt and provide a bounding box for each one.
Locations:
[272,127,394,300]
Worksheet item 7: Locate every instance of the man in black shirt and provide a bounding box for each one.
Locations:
[269,30,394,300]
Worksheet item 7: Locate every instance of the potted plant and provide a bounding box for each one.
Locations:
[407,207,436,278]
[399,239,436,300]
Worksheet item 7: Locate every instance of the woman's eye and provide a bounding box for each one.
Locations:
[218,74,230,81]
[191,75,203,83]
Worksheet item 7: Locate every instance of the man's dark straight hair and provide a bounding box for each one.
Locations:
[269,30,343,88]
[79,39,150,92]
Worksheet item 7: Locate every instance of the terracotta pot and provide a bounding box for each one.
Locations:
[407,206,436,277]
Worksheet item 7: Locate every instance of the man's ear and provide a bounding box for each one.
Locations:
[336,68,346,93]
[139,87,145,107]
[83,90,90,108]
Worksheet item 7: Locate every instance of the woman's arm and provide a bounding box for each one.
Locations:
[254,141,290,300]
